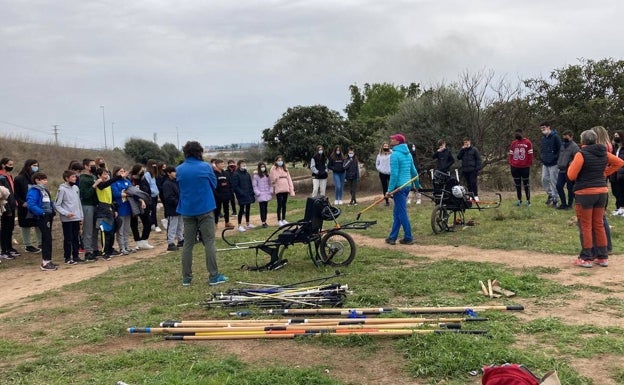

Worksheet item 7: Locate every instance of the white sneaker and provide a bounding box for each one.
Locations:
[282,220,289,225]
[338,200,343,205]
[474,196,479,202]
[277,220,284,226]
[246,223,256,229]
[153,226,162,233]
[143,241,155,249]
[334,200,338,205]
[238,225,247,232]
[407,199,412,204]
[161,218,168,230]
[416,199,421,205]
[135,240,145,250]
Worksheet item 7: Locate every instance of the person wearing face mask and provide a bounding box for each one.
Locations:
[508,129,534,206]
[231,160,256,232]
[376,143,392,206]
[55,170,84,264]
[225,160,238,216]
[0,158,20,260]
[539,121,562,207]
[609,131,624,216]
[343,147,360,206]
[14,159,42,253]
[328,145,346,205]
[555,130,579,210]
[79,158,100,259]
[270,156,295,226]
[111,166,133,256]
[26,172,57,270]
[253,162,273,228]
[310,145,328,198]
[213,159,235,229]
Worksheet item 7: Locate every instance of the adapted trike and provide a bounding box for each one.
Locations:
[419,170,501,234]
[218,196,376,270]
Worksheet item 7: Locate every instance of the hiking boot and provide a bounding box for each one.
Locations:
[182,277,192,287]
[40,261,58,271]
[385,238,396,245]
[594,258,609,267]
[167,243,178,251]
[573,258,593,268]
[209,273,229,286]
[399,239,415,245]
[25,245,41,253]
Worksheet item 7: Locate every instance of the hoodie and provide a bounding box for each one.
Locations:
[55,183,84,222]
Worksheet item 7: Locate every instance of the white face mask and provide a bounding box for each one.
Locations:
[318,150,323,155]
[260,167,266,172]
[336,151,340,155]
[240,166,247,171]
[277,161,284,167]
[348,153,354,157]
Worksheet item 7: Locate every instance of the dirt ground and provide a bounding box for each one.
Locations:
[1,198,623,385]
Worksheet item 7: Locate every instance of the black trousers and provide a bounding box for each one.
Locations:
[0,213,15,253]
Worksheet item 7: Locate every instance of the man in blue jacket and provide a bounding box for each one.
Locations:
[540,121,561,207]
[176,141,227,286]
[385,133,420,245]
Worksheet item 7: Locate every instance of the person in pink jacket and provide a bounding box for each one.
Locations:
[253,162,273,227]
[269,155,295,226]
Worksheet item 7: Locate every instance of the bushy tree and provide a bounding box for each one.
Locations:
[524,58,624,132]
[124,138,165,164]
[262,105,347,166]
[161,143,182,165]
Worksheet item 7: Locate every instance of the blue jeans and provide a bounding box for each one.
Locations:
[333,172,346,201]
[388,187,412,241]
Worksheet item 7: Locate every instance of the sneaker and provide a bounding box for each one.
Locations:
[556,204,568,210]
[9,249,21,257]
[177,240,184,248]
[546,196,553,205]
[594,258,609,267]
[1,252,15,260]
[526,201,531,207]
[167,243,178,251]
[282,220,289,225]
[334,200,338,205]
[246,223,256,229]
[208,273,229,286]
[262,223,268,228]
[474,196,479,202]
[40,261,58,271]
[385,238,396,245]
[25,245,41,253]
[142,241,154,249]
[65,259,77,265]
[153,226,162,233]
[277,220,284,227]
[416,199,421,205]
[102,254,112,261]
[121,249,130,255]
[110,249,121,256]
[338,200,343,205]
[75,257,86,263]
[224,222,235,229]
[573,258,593,268]
[182,277,192,287]
[515,200,522,206]
[399,239,415,245]
[85,252,98,262]
[407,199,412,204]
[161,218,168,230]
[238,225,247,232]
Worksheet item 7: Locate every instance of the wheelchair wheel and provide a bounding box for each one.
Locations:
[319,230,356,266]
[431,205,450,234]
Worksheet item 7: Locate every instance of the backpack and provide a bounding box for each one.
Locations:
[482,364,540,385]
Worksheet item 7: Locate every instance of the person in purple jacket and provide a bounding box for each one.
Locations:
[253,162,273,228]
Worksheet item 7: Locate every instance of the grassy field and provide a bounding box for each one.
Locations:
[1,194,623,385]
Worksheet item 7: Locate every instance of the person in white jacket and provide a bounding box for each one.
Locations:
[376,142,392,206]
[55,170,85,264]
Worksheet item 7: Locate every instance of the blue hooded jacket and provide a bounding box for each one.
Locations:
[388,143,420,192]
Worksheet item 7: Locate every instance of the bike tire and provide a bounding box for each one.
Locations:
[431,205,450,234]
[319,230,356,266]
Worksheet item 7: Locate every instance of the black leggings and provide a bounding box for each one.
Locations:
[258,201,268,223]
[237,203,251,224]
[511,166,531,202]
[276,192,289,221]
[215,197,230,224]
[379,173,390,203]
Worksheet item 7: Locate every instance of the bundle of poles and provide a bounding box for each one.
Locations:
[202,283,349,309]
[263,304,524,316]
[128,316,490,341]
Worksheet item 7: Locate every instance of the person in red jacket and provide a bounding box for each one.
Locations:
[508,128,534,206]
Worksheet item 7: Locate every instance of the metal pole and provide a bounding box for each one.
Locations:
[100,105,107,149]
[52,125,59,145]
[111,121,115,149]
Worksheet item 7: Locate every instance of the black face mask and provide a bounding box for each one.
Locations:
[99,163,106,168]
[90,166,97,174]
[69,181,76,186]
[383,148,389,152]
[614,137,621,143]
[563,138,570,143]
[514,134,523,140]
[4,166,13,172]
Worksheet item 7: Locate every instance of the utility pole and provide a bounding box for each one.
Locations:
[100,106,107,149]
[52,125,59,145]
[111,122,115,149]
[176,126,180,149]
[153,132,157,144]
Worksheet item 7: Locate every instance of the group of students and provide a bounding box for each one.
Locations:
[211,156,295,232]
[0,156,186,270]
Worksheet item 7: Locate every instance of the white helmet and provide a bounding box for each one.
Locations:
[452,185,466,198]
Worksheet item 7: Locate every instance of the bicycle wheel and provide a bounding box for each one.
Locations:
[319,230,356,266]
[431,205,450,234]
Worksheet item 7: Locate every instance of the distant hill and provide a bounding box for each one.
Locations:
[0,136,135,189]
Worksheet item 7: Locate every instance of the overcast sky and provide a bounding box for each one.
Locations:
[1,0,622,149]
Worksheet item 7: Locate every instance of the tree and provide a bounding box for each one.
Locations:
[161,142,182,165]
[124,138,166,164]
[524,58,624,132]
[262,105,347,166]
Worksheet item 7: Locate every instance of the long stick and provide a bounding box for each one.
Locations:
[266,305,524,316]
[159,316,488,328]
[164,329,488,340]
[356,175,420,220]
